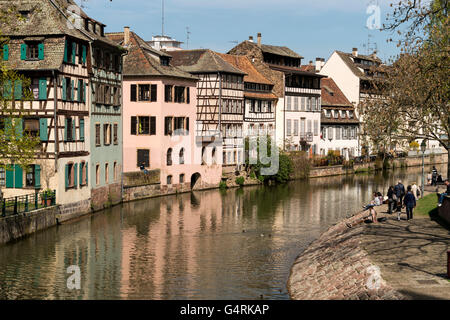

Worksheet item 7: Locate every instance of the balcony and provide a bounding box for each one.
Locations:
[300,132,314,142]
[286,87,321,95]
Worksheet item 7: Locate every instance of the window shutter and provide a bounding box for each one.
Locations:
[15,118,23,138]
[64,40,68,63]
[39,78,47,100]
[62,78,67,101]
[86,162,88,185]
[72,118,76,141]
[82,45,87,64]
[38,43,44,60]
[39,118,48,141]
[5,166,13,188]
[65,164,69,189]
[35,165,41,188]
[77,80,82,102]
[72,42,76,64]
[14,164,23,188]
[3,44,8,61]
[130,84,137,102]
[186,117,189,134]
[3,80,12,99]
[20,44,27,60]
[83,81,86,102]
[186,87,190,104]
[14,80,22,100]
[79,118,84,141]
[64,118,68,141]
[131,117,137,135]
[150,117,156,135]
[74,163,78,187]
[79,163,83,186]
[151,85,157,102]
[71,80,74,101]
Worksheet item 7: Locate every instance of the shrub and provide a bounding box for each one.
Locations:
[219,181,227,189]
[276,153,294,182]
[409,141,420,151]
[250,171,256,179]
[235,176,245,186]
[258,175,265,183]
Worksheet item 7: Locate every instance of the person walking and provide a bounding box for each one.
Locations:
[395,181,405,217]
[431,166,438,186]
[411,182,420,200]
[403,186,416,220]
[387,186,395,214]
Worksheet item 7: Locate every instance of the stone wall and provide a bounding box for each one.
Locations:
[123,182,191,202]
[58,199,91,223]
[288,211,405,300]
[123,170,161,187]
[91,182,122,212]
[438,196,450,225]
[0,206,59,244]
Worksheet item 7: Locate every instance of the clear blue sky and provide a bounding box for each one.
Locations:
[76,0,405,64]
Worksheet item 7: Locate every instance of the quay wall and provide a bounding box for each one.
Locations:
[439,196,450,225]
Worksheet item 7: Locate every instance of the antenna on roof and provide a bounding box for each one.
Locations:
[162,0,165,36]
[186,26,191,49]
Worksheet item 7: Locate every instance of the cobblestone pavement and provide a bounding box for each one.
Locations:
[288,192,450,300]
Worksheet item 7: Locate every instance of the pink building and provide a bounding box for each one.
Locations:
[107,28,222,189]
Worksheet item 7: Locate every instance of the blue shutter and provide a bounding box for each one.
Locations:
[35,165,41,188]
[5,166,13,188]
[3,80,11,99]
[64,118,68,141]
[64,40,68,63]
[79,118,84,141]
[20,44,27,60]
[72,42,76,64]
[15,118,23,138]
[14,165,23,188]
[62,78,67,101]
[65,164,69,189]
[72,118,76,141]
[85,162,88,186]
[14,80,22,100]
[82,45,86,64]
[74,163,78,187]
[3,44,8,61]
[39,78,47,100]
[79,163,83,186]
[39,118,48,141]
[71,80,74,101]
[38,43,44,60]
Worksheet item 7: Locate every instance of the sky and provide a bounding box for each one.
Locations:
[75,0,407,64]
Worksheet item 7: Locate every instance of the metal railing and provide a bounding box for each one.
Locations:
[1,190,56,217]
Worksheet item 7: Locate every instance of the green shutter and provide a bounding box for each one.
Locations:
[35,165,41,188]
[64,118,68,141]
[82,45,86,64]
[83,81,86,102]
[3,80,11,99]
[72,42,76,64]
[39,78,47,100]
[5,166,13,188]
[79,163,83,186]
[86,162,88,186]
[71,80,74,101]
[39,118,48,141]
[65,164,69,189]
[14,165,23,188]
[77,80,82,102]
[15,118,23,138]
[79,118,84,141]
[72,118,76,141]
[74,163,78,187]
[14,80,22,100]
[3,44,9,61]
[62,78,67,101]
[20,44,27,60]
[64,40,68,63]
[38,43,44,60]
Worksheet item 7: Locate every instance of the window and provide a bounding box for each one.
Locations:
[104,86,111,105]
[328,127,334,140]
[293,120,299,136]
[96,164,100,186]
[294,97,299,111]
[165,85,173,102]
[66,117,74,141]
[286,119,292,136]
[139,84,150,101]
[113,123,118,145]
[137,149,150,168]
[314,120,319,136]
[25,165,35,187]
[26,42,40,60]
[286,96,291,111]
[322,127,327,139]
[307,120,312,134]
[336,127,341,140]
[179,174,185,184]
[103,123,111,145]
[105,163,109,184]
[24,118,39,137]
[138,117,149,135]
[80,162,87,186]
[167,175,173,185]
[66,163,76,188]
[212,147,217,164]
[201,147,206,165]
[179,148,185,165]
[151,85,157,102]
[131,116,156,135]
[174,86,185,103]
[301,97,306,111]
[95,124,101,146]
[113,162,118,181]
[130,84,137,102]
[0,167,4,186]
[167,148,172,166]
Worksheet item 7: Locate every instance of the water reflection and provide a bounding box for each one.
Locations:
[0,164,446,300]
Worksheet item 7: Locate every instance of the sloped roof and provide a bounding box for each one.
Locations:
[335,51,383,80]
[106,31,196,80]
[169,50,246,75]
[215,53,272,85]
[321,77,353,107]
[237,40,303,59]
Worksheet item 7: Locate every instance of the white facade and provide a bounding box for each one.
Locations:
[147,35,183,51]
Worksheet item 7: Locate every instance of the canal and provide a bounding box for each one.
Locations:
[0,164,446,300]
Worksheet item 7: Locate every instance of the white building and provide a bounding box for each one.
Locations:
[147,35,183,52]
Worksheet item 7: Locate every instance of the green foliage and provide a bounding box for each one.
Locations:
[275,153,293,183]
[235,176,245,186]
[250,171,256,179]
[416,193,438,217]
[219,180,227,189]
[258,175,265,183]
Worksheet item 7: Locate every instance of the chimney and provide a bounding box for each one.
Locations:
[309,60,313,66]
[315,57,324,72]
[249,36,254,43]
[372,50,377,59]
[352,47,358,57]
[124,26,130,46]
[257,33,262,47]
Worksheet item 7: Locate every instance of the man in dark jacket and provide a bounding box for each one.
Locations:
[438,179,450,207]
[395,181,405,213]
[403,186,416,220]
[431,166,438,186]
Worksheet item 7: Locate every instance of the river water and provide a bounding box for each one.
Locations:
[0,164,446,300]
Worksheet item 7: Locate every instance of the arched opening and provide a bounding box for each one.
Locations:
[212,147,217,165]
[201,147,206,166]
[179,148,185,165]
[190,172,201,190]
[166,148,172,166]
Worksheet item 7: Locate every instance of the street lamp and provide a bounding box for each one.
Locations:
[421,140,427,199]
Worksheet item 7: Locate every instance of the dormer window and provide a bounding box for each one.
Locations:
[160,57,170,66]
[334,110,339,118]
[19,10,31,20]
[325,109,331,118]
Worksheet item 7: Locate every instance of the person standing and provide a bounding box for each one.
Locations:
[403,186,416,220]
[395,181,405,216]
[431,166,438,186]
[387,186,395,214]
[411,182,419,200]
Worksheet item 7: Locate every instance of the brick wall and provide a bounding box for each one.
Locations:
[91,182,122,212]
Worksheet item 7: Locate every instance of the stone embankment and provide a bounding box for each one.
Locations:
[287,210,405,300]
